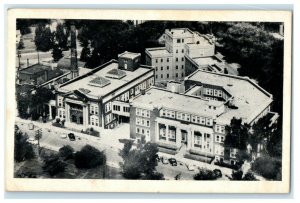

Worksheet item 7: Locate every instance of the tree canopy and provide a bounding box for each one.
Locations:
[120,142,164,180]
[34,23,54,52]
[74,145,106,169]
[14,126,35,162]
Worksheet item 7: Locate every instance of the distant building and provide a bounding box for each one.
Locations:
[129,70,278,165]
[16,30,21,43]
[146,28,221,84]
[56,51,154,130]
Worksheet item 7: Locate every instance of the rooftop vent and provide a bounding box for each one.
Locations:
[89,76,111,88]
[78,88,91,94]
[197,41,200,44]
[106,68,126,79]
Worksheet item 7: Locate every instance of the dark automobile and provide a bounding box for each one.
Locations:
[68,133,76,141]
[213,169,222,178]
[168,158,177,166]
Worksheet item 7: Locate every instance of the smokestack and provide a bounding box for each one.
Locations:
[70,23,78,79]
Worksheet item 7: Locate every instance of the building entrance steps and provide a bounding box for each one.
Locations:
[174,143,187,159]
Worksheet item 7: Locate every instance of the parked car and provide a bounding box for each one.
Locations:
[68,133,76,141]
[60,133,67,139]
[187,164,195,171]
[161,156,169,164]
[168,158,177,166]
[155,154,160,162]
[27,138,38,145]
[213,169,222,178]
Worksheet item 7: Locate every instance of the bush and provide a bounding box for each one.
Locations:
[43,155,67,176]
[74,145,106,169]
[14,129,35,162]
[251,156,281,180]
[58,145,74,160]
[193,168,217,180]
[56,117,61,123]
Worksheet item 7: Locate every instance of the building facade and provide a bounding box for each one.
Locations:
[145,28,217,84]
[56,52,155,130]
[129,70,277,165]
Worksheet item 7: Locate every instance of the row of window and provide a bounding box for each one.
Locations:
[136,117,150,127]
[215,125,225,134]
[205,88,229,100]
[155,58,170,63]
[90,116,99,126]
[215,135,225,143]
[90,105,99,115]
[136,108,150,118]
[136,127,150,137]
[57,97,64,107]
[159,128,176,140]
[135,77,154,95]
[215,145,224,155]
[155,72,184,79]
[160,109,214,127]
[58,109,65,119]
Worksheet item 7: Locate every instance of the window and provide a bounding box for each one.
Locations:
[176,73,178,78]
[161,66,163,71]
[182,73,184,77]
[167,66,169,70]
[136,108,140,116]
[216,135,220,142]
[176,58,178,62]
[161,59,163,62]
[156,59,158,63]
[136,127,140,134]
[176,49,178,53]
[167,74,169,78]
[58,98,63,107]
[167,58,169,62]
[177,39,181,43]
[155,67,158,71]
[176,65,178,69]
[182,65,184,69]
[161,74,163,78]
[182,57,184,61]
[182,49,184,53]
[182,39,184,43]
[156,75,158,79]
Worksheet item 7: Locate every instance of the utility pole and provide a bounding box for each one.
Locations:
[35,128,43,155]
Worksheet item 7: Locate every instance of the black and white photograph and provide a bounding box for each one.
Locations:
[5,9,292,193]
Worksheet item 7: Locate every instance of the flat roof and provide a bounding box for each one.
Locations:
[131,87,219,117]
[165,28,194,38]
[191,56,223,66]
[186,70,273,124]
[59,60,152,98]
[20,64,49,75]
[118,51,141,60]
[146,47,172,57]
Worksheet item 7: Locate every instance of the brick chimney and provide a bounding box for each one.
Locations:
[70,23,78,79]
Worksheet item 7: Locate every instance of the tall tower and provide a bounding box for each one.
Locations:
[70,24,78,79]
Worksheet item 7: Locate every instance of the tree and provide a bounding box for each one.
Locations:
[225,118,250,151]
[120,142,164,180]
[74,145,106,169]
[58,145,74,160]
[55,23,68,50]
[251,156,281,180]
[17,39,25,50]
[80,46,91,62]
[35,23,54,52]
[52,44,64,62]
[227,170,257,181]
[193,168,217,180]
[14,126,35,162]
[43,154,67,176]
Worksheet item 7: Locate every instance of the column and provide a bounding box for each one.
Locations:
[155,122,160,142]
[66,104,70,123]
[48,104,53,120]
[166,125,169,143]
[187,129,193,150]
[176,127,181,148]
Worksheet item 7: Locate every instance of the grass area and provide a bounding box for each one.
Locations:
[14,147,124,179]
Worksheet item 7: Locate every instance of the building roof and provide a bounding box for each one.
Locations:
[165,28,194,38]
[131,87,219,118]
[118,51,141,60]
[145,47,172,58]
[191,56,223,66]
[19,64,50,75]
[57,56,86,70]
[58,60,152,99]
[186,70,273,124]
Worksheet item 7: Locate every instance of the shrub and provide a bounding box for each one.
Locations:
[58,145,74,160]
[43,155,67,176]
[193,168,217,180]
[251,156,281,180]
[74,145,106,169]
[14,130,35,162]
[56,117,61,123]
